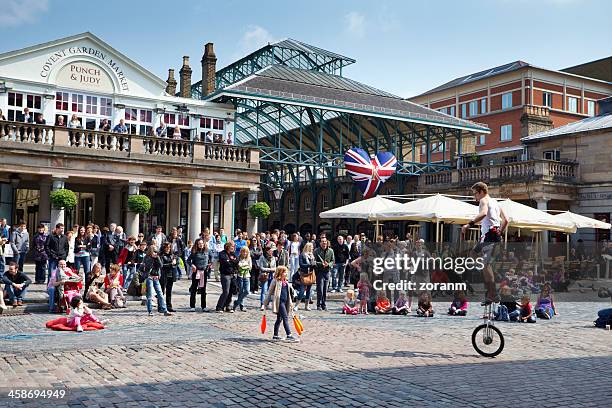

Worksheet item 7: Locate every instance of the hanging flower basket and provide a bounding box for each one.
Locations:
[249,202,271,219]
[127,194,152,214]
[50,189,77,210]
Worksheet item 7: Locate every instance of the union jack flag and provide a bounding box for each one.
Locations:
[344,148,397,199]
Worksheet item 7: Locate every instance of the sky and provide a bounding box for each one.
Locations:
[0,0,610,97]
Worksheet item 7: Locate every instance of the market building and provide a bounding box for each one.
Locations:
[0,32,261,240]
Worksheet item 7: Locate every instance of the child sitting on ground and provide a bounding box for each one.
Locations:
[374,292,392,314]
[495,285,520,321]
[68,296,102,332]
[357,273,372,315]
[447,290,469,316]
[518,294,536,323]
[416,292,434,317]
[342,289,359,315]
[392,291,410,315]
[535,283,556,319]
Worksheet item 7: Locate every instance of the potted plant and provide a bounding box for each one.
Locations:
[49,189,78,210]
[127,194,152,214]
[249,202,271,220]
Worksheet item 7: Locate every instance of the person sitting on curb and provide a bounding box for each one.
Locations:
[416,292,434,317]
[374,292,392,314]
[2,262,32,307]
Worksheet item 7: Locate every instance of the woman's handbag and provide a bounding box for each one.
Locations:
[259,271,269,283]
[300,270,316,286]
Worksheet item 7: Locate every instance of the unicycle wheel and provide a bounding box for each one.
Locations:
[472,324,504,357]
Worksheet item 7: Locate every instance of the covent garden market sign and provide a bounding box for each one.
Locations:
[39,46,129,92]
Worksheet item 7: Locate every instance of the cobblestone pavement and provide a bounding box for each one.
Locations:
[1,272,611,407]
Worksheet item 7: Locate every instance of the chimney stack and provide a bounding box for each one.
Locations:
[179,56,192,98]
[201,43,217,97]
[165,69,177,95]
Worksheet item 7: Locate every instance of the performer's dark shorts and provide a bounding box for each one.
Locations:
[473,230,500,265]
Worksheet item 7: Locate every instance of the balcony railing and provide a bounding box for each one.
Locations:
[0,120,257,167]
[420,159,577,188]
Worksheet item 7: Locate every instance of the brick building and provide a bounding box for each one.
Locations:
[409,59,612,166]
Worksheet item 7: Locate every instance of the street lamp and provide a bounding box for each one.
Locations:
[260,182,283,200]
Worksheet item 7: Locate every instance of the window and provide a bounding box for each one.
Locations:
[100,98,112,117]
[542,92,552,108]
[438,107,447,114]
[164,113,176,125]
[56,92,69,111]
[85,96,98,115]
[420,145,426,154]
[288,197,295,212]
[8,92,23,107]
[503,156,518,164]
[304,196,311,211]
[469,100,478,117]
[71,94,83,112]
[200,118,211,128]
[26,94,42,109]
[500,124,512,142]
[322,194,329,209]
[543,150,560,161]
[461,103,467,118]
[587,100,595,116]
[177,114,189,126]
[342,193,350,206]
[449,106,456,117]
[502,92,513,110]
[125,108,137,121]
[478,134,486,146]
[139,110,152,123]
[212,119,223,130]
[567,96,578,113]
[481,98,487,114]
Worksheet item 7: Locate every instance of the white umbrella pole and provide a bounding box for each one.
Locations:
[566,234,570,260]
[504,227,508,250]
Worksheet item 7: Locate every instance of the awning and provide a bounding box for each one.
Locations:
[319,196,401,220]
[375,194,479,224]
[498,199,576,233]
[552,211,611,230]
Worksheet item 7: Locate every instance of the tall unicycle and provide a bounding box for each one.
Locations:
[472,302,504,357]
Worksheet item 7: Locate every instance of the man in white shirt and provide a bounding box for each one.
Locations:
[462,182,508,304]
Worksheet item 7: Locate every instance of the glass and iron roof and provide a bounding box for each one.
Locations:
[206,64,490,136]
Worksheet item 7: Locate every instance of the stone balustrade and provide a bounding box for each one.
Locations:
[0,120,54,145]
[0,120,258,168]
[418,159,578,191]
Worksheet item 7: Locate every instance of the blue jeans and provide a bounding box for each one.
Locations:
[289,255,299,275]
[15,252,26,272]
[332,263,345,291]
[123,264,136,289]
[48,259,59,283]
[5,284,27,303]
[259,274,273,306]
[74,256,90,278]
[146,278,167,313]
[234,277,250,308]
[297,284,312,303]
[47,286,56,312]
[0,256,4,276]
[316,272,330,308]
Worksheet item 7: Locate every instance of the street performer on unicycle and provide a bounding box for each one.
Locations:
[462,182,508,357]
[462,182,508,304]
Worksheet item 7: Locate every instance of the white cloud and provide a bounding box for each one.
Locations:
[0,0,49,27]
[239,25,278,54]
[229,25,278,64]
[345,11,366,37]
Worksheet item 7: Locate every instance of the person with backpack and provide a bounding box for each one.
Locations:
[142,246,172,316]
[32,224,48,284]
